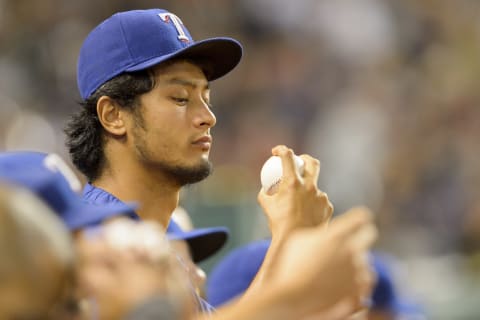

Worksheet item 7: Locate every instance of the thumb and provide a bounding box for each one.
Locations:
[257,187,267,202]
[328,207,374,240]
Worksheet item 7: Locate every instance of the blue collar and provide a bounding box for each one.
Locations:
[83,183,140,220]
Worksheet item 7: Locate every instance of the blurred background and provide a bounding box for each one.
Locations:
[1,0,480,318]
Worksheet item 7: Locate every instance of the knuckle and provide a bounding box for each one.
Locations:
[285,148,294,158]
[303,155,320,168]
[285,179,300,189]
[328,202,334,213]
[257,192,263,202]
[305,183,317,193]
[318,191,328,202]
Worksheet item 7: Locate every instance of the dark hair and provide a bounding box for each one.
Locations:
[65,70,155,181]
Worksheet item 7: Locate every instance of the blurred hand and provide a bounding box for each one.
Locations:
[258,145,334,237]
[75,218,194,320]
[271,207,377,318]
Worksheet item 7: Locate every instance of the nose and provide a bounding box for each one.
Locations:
[193,99,216,129]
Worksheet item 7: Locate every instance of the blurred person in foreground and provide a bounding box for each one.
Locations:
[0,150,230,313]
[0,183,77,319]
[0,151,196,319]
[0,180,194,319]
[207,240,426,320]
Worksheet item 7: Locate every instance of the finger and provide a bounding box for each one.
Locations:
[299,154,320,188]
[349,308,369,320]
[354,254,376,296]
[317,299,356,320]
[257,187,268,204]
[357,266,376,302]
[319,191,334,214]
[350,296,374,315]
[272,145,300,185]
[312,191,334,226]
[326,198,334,218]
[348,258,376,313]
[271,144,287,155]
[349,295,371,317]
[348,224,378,252]
[328,206,374,239]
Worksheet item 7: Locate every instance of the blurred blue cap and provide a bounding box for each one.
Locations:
[167,220,229,263]
[78,8,243,99]
[207,240,425,318]
[207,239,270,307]
[372,253,425,317]
[0,151,138,230]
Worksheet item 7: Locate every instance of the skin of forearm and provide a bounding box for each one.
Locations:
[199,281,308,320]
[239,220,329,301]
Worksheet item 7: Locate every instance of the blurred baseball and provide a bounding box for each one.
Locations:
[261,155,305,195]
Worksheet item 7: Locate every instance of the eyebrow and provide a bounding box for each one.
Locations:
[165,78,210,90]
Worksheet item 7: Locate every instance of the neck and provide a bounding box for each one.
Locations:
[93,162,180,228]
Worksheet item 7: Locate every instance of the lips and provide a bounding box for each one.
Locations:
[192,136,212,150]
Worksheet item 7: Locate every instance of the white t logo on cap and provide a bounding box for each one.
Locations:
[158,13,190,42]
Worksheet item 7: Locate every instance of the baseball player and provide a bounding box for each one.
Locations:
[65,7,377,319]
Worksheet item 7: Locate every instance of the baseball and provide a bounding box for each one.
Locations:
[261,155,305,195]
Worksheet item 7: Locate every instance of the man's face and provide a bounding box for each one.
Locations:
[128,60,216,186]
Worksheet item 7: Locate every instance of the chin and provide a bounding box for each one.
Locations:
[169,159,213,186]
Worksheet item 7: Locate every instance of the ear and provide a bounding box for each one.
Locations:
[96,96,127,136]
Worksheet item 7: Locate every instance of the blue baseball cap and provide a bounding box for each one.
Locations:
[167,220,229,263]
[207,239,270,307]
[0,151,138,230]
[371,253,425,318]
[78,8,243,100]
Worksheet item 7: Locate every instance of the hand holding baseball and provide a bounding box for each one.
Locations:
[257,145,334,236]
[261,154,305,195]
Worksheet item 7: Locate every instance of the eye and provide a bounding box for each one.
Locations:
[171,97,189,106]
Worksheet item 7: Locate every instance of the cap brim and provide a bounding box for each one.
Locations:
[64,201,139,230]
[125,37,242,81]
[169,226,229,263]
